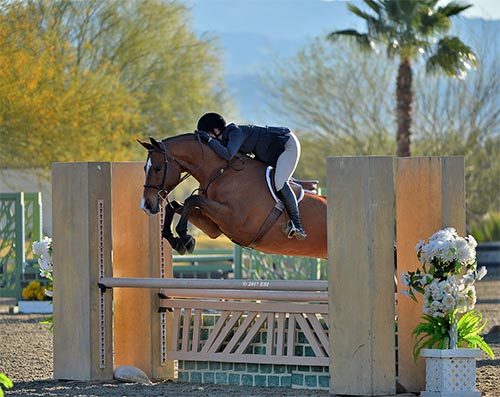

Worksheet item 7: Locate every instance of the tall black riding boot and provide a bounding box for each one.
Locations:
[276,183,307,240]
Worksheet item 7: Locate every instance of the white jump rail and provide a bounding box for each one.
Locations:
[98,277,328,301]
[98,277,327,291]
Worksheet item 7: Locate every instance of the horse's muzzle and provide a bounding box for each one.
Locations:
[140,198,159,215]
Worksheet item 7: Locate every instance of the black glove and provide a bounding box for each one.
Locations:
[196,130,211,143]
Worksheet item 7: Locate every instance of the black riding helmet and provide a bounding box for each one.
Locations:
[197,113,226,137]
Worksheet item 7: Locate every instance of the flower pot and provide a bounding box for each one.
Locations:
[18,300,53,314]
[420,348,481,397]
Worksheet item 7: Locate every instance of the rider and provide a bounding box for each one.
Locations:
[195,112,307,240]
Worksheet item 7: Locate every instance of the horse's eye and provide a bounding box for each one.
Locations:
[155,165,163,172]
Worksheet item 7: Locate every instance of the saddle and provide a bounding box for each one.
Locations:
[245,168,319,248]
[266,167,318,203]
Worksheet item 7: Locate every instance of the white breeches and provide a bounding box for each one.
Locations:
[274,132,301,191]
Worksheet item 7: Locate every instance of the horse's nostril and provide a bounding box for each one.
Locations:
[140,198,151,212]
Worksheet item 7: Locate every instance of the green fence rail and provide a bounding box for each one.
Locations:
[0,192,47,300]
[173,246,327,281]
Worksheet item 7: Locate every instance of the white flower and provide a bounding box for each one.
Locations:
[400,272,410,286]
[456,294,468,312]
[431,300,442,310]
[463,271,476,286]
[422,306,433,315]
[467,234,477,249]
[33,236,52,255]
[415,240,426,253]
[442,294,455,310]
[38,258,53,271]
[476,266,487,281]
[433,311,445,318]
[439,280,453,294]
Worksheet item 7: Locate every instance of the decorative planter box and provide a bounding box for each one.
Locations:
[420,348,481,397]
[18,300,53,314]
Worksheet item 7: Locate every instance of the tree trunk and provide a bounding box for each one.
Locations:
[396,58,413,157]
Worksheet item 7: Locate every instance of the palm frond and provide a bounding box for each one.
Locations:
[363,0,381,15]
[347,3,376,21]
[437,1,473,18]
[426,36,478,77]
[327,30,373,51]
[419,11,450,36]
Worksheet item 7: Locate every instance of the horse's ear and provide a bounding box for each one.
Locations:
[149,137,163,150]
[137,139,154,151]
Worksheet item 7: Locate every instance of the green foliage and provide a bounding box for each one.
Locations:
[412,311,494,362]
[469,212,500,242]
[242,250,326,280]
[330,0,477,71]
[458,311,494,359]
[0,0,227,169]
[328,0,477,157]
[264,26,497,221]
[0,374,13,397]
[412,314,450,362]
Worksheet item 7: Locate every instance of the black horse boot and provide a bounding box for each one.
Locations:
[276,183,307,240]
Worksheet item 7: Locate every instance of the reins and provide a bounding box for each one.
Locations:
[197,156,245,195]
[143,134,245,203]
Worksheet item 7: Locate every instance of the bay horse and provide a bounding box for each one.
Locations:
[139,134,327,258]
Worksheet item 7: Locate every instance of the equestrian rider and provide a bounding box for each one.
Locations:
[196,112,307,240]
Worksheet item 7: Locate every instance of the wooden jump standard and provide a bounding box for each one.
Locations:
[52,157,464,396]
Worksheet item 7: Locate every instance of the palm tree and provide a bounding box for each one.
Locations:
[328,0,477,157]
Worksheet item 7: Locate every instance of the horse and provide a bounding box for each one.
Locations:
[139,134,327,258]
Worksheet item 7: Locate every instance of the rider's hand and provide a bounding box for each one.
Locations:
[196,130,211,143]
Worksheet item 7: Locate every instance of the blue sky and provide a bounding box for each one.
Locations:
[185,0,499,124]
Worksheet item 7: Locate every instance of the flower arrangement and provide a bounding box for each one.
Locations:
[400,227,494,361]
[21,280,51,301]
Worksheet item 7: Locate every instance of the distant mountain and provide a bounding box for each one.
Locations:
[187,0,500,126]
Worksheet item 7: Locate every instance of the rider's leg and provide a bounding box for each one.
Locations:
[274,133,307,239]
[276,182,307,239]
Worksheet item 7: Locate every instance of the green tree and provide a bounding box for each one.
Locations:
[263,27,498,222]
[263,38,397,178]
[0,0,226,169]
[328,0,477,157]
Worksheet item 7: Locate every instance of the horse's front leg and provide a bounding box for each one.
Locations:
[175,195,231,253]
[174,195,204,254]
[162,200,191,255]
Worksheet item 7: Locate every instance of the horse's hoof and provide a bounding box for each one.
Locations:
[172,238,186,255]
[181,235,196,254]
[175,245,187,255]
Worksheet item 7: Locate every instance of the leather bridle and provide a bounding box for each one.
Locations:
[143,140,191,201]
